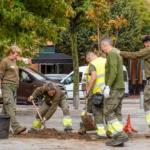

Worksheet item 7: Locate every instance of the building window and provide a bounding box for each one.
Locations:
[40,64,72,74]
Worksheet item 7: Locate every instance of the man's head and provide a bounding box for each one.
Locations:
[46,83,56,97]
[86,51,98,63]
[143,35,150,47]
[6,45,21,60]
[100,37,113,54]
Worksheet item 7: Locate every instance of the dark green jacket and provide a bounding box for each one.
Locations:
[105,48,124,89]
[31,83,63,120]
[121,47,150,79]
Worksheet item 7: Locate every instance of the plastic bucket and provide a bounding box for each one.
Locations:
[0,114,10,139]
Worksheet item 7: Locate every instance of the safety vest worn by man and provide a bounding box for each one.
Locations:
[86,57,106,94]
[86,57,107,137]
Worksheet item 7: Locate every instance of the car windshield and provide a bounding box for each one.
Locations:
[26,68,46,81]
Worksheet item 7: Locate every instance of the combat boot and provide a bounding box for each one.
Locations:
[96,134,107,139]
[14,126,26,135]
[28,127,39,133]
[78,128,86,135]
[144,126,150,138]
[89,134,107,140]
[64,126,73,132]
[78,122,86,135]
[106,137,129,147]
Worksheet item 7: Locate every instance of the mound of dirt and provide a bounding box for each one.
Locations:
[13,128,95,141]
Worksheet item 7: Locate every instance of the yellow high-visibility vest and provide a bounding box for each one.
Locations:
[85,57,106,94]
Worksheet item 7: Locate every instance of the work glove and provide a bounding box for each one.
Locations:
[116,49,120,54]
[103,86,110,98]
[28,96,34,102]
[22,58,30,64]
[17,56,31,65]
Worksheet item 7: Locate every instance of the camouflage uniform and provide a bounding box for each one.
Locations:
[121,47,150,127]
[31,84,72,129]
[104,48,128,140]
[0,57,23,132]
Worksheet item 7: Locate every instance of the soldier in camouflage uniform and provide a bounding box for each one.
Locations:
[28,82,73,131]
[0,46,26,135]
[100,38,128,147]
[120,35,150,135]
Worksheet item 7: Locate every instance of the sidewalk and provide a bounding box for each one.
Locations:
[0,138,150,150]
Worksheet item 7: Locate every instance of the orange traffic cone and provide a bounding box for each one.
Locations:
[123,113,138,134]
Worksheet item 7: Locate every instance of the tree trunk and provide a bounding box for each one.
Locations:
[114,30,119,46]
[70,32,79,109]
[97,22,101,52]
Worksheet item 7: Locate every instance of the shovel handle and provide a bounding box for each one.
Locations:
[83,90,88,112]
[32,100,46,128]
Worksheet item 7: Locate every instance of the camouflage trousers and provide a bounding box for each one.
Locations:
[144,83,150,128]
[103,89,124,121]
[144,83,150,111]
[87,96,104,124]
[103,89,127,139]
[1,83,21,131]
[36,95,70,119]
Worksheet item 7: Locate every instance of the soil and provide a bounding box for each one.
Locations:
[11,128,149,142]
[12,128,97,141]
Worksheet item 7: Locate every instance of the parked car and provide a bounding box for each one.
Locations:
[45,74,67,82]
[0,67,66,104]
[61,65,129,99]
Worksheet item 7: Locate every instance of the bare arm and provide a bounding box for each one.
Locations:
[86,71,97,95]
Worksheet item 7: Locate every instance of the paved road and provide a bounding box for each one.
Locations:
[0,97,150,150]
[0,138,150,150]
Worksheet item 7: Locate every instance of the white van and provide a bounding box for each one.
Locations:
[61,65,129,99]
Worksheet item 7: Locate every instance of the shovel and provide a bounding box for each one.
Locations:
[32,100,47,129]
[81,91,96,131]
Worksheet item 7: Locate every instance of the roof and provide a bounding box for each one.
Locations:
[32,45,72,64]
[32,53,72,64]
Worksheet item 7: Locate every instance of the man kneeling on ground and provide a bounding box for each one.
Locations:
[28,83,73,132]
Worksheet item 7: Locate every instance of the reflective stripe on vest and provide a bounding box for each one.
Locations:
[86,57,106,94]
[96,124,106,136]
[93,82,105,93]
[145,111,150,125]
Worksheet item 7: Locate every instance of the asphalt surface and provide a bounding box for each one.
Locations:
[0,97,150,150]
